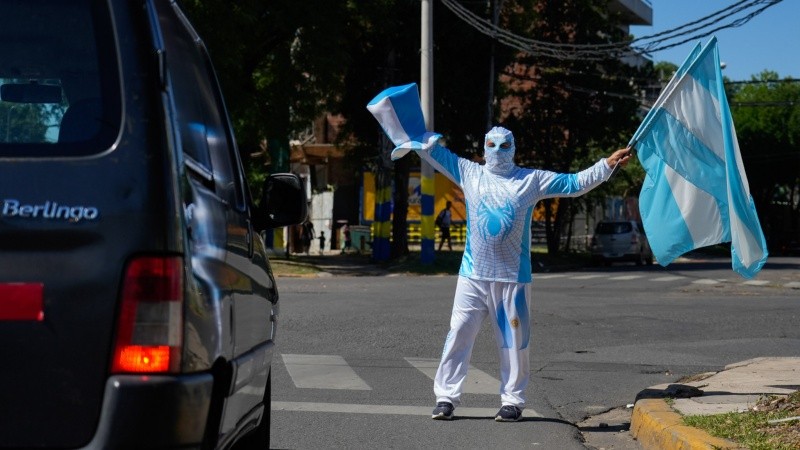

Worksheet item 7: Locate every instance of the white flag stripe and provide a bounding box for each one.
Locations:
[663,74,725,162]
[404,357,499,395]
[365,98,412,146]
[664,164,725,248]
[282,354,372,390]
[730,122,753,196]
[729,206,765,267]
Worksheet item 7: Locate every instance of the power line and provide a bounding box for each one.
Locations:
[731,101,797,106]
[440,0,784,61]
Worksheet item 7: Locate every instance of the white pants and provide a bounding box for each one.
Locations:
[434,276,531,408]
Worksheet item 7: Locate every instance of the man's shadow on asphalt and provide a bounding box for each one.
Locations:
[449,416,575,426]
[446,415,632,434]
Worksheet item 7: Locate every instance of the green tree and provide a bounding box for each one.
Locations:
[730,72,800,251]
[497,0,644,254]
[181,0,351,179]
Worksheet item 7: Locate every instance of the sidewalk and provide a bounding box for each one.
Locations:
[630,357,800,449]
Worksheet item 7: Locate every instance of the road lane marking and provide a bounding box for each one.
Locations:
[742,280,770,286]
[535,274,567,279]
[608,275,644,281]
[693,279,721,285]
[786,282,800,289]
[651,276,686,282]
[404,357,499,395]
[571,274,605,280]
[272,401,543,418]
[282,354,371,390]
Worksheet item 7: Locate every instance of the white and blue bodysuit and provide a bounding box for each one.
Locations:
[417,127,613,409]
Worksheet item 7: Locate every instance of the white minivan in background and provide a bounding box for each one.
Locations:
[590,220,654,266]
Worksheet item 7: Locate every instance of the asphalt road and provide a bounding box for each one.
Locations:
[268,256,800,449]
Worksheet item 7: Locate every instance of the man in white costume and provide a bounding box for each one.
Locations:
[367,84,631,422]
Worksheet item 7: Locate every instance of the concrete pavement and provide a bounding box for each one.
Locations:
[630,357,800,449]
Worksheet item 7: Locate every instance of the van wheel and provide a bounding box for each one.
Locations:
[232,371,271,449]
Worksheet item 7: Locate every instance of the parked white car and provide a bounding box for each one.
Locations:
[590,220,654,266]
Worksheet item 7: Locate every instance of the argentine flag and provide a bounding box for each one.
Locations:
[632,37,768,278]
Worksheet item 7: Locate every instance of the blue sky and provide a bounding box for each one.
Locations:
[630,0,799,81]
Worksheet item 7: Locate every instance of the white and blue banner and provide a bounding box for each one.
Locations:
[366,83,442,161]
[632,37,768,278]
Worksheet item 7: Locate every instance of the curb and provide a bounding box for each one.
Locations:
[630,399,745,450]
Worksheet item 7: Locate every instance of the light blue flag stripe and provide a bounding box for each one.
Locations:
[634,37,768,278]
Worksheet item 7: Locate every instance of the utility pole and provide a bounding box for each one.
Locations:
[420,0,435,264]
[486,0,504,131]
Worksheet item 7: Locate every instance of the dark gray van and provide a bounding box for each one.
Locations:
[0,1,306,448]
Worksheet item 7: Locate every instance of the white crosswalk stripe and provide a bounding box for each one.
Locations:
[535,274,567,279]
[272,401,540,418]
[275,353,545,418]
[608,275,644,281]
[571,274,605,280]
[531,272,798,289]
[281,354,371,390]
[651,275,686,282]
[404,357,499,395]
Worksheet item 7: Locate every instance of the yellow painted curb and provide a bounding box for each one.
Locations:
[630,399,746,450]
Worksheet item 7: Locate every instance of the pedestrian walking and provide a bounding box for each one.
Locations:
[341,224,352,254]
[436,201,453,251]
[301,220,315,255]
[318,231,326,255]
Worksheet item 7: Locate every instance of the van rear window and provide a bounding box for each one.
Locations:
[595,222,633,234]
[0,0,120,157]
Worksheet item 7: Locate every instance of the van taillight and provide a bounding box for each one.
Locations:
[111,256,183,374]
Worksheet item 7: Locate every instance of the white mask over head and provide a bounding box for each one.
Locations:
[484,126,516,174]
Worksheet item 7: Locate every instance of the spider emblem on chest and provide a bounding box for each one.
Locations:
[475,200,515,240]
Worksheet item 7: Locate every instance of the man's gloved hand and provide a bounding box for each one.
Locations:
[389,131,442,160]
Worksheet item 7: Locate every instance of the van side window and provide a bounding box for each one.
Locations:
[157,3,245,210]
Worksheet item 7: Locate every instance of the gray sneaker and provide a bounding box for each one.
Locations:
[431,402,454,420]
[495,405,522,422]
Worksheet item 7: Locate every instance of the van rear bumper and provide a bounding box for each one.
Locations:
[85,373,213,449]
